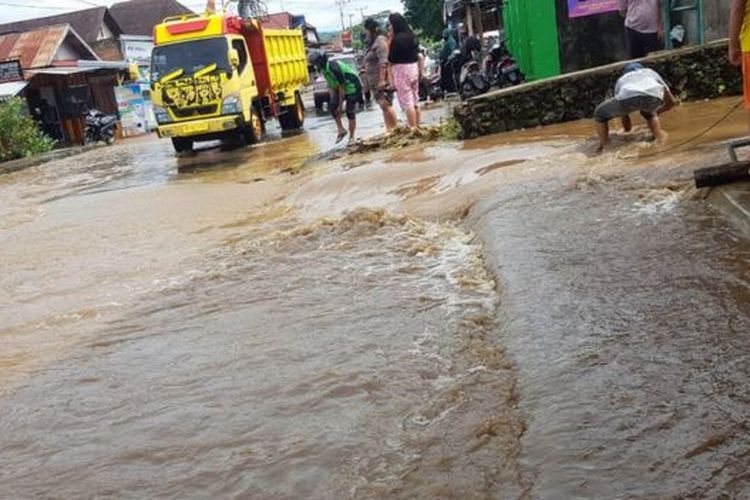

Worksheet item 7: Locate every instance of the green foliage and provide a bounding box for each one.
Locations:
[351,23,364,51]
[0,98,55,162]
[403,0,444,41]
[438,116,462,141]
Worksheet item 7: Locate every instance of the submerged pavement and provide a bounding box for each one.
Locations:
[1,98,749,498]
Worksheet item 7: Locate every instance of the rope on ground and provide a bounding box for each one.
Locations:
[619,99,744,160]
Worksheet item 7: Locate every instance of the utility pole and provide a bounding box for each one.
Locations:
[348,13,355,31]
[335,0,350,32]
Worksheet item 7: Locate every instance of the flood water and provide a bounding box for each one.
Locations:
[1,98,749,498]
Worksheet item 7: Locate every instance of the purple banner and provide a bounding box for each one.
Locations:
[567,0,619,18]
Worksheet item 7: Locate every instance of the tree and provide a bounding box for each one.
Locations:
[0,98,54,162]
[403,0,444,41]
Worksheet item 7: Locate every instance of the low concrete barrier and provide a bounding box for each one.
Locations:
[455,40,742,139]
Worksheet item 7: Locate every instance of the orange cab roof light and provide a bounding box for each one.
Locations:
[166,19,210,36]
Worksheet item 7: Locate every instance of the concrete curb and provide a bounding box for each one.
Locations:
[709,182,750,236]
[0,145,101,176]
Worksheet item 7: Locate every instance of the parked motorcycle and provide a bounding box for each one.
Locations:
[459,59,490,100]
[419,72,444,103]
[486,42,525,89]
[84,109,118,146]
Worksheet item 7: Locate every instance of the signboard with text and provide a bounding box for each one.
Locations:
[121,39,154,65]
[567,0,619,18]
[0,59,23,84]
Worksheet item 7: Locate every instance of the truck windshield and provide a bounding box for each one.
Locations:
[151,38,229,81]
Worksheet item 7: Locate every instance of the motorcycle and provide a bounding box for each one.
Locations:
[419,72,444,103]
[486,42,525,89]
[458,59,490,100]
[84,109,118,146]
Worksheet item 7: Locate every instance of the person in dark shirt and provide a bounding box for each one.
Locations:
[387,13,423,129]
[439,28,458,93]
[461,34,482,65]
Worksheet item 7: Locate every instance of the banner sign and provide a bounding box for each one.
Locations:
[567,0,619,18]
[0,59,23,84]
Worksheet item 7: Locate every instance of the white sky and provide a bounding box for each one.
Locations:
[0,0,403,32]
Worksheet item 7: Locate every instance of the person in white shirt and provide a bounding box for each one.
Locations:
[593,63,677,152]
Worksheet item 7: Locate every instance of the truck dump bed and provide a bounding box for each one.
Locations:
[245,25,308,101]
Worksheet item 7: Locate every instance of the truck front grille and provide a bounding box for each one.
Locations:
[171,105,218,119]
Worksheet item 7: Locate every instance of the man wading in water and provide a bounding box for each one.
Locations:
[309,51,363,145]
[593,62,677,153]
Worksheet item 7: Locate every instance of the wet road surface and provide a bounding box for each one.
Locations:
[1,98,750,498]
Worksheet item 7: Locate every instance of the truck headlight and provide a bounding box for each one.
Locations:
[154,106,172,124]
[221,94,242,115]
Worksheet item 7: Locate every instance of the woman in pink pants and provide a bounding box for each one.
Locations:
[387,13,422,129]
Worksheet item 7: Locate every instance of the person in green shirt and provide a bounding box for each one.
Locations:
[309,51,363,145]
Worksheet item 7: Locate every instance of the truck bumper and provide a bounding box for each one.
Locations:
[157,115,241,139]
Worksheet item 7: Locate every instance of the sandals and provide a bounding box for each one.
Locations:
[335,130,348,144]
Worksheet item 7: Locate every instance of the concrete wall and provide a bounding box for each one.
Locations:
[454,40,741,139]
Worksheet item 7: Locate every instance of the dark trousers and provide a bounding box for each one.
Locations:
[626,27,660,59]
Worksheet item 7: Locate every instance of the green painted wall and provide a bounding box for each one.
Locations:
[503,0,561,80]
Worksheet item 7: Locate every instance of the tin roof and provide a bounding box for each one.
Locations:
[0,7,121,44]
[0,25,100,70]
[110,0,194,36]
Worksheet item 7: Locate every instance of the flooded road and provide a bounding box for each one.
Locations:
[1,98,749,498]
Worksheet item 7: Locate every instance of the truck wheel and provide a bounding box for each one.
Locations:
[243,107,264,144]
[279,93,305,131]
[171,137,193,153]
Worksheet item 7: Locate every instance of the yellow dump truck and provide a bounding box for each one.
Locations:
[150,13,308,153]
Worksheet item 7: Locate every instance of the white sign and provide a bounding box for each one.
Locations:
[122,39,154,65]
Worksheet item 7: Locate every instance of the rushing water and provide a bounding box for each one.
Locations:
[1,98,749,498]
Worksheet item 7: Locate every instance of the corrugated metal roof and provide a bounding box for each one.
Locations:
[0,25,67,69]
[109,0,193,36]
[0,7,121,45]
[0,25,99,69]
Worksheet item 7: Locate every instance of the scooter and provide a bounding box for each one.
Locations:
[459,59,490,100]
[84,109,118,145]
[419,72,444,102]
[486,42,525,89]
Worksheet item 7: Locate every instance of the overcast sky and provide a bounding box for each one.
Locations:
[0,0,403,32]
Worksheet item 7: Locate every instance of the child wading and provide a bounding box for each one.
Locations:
[593,63,677,153]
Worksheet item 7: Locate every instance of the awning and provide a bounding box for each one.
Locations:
[0,80,29,100]
[25,67,96,76]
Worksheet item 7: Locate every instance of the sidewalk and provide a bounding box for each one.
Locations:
[0,145,100,176]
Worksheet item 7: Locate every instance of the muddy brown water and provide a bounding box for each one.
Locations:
[1,99,749,498]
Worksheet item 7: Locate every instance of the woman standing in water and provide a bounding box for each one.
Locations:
[363,18,398,132]
[387,13,422,129]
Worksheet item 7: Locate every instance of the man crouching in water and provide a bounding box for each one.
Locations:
[594,62,677,153]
